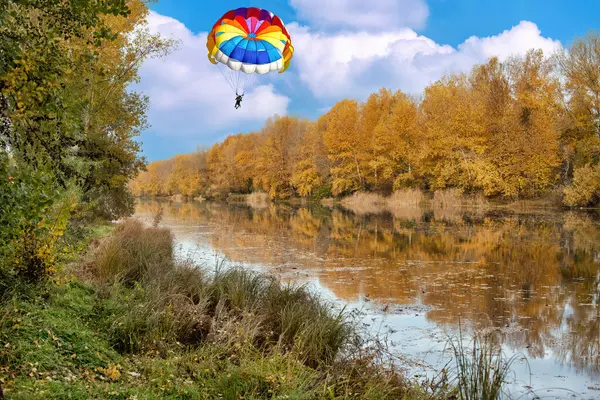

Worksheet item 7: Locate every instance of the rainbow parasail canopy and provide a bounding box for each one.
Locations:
[207,7,294,94]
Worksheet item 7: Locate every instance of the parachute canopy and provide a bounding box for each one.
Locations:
[207,7,294,94]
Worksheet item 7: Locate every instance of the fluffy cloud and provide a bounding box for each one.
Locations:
[289,20,562,99]
[290,0,429,30]
[136,12,290,138]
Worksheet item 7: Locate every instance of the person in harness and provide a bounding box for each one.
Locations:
[234,92,244,109]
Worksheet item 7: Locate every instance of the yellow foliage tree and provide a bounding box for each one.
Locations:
[255,116,307,198]
[420,74,487,191]
[323,100,368,195]
[501,50,561,197]
[292,123,324,197]
[367,91,420,191]
[561,32,600,205]
[127,35,600,205]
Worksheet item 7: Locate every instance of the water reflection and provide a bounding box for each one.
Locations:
[135,200,600,377]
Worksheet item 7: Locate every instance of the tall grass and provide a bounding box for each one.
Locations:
[429,328,526,400]
[341,190,424,217]
[387,189,425,208]
[386,189,425,219]
[433,189,463,209]
[91,220,173,284]
[88,219,355,367]
[433,189,490,210]
[341,192,388,215]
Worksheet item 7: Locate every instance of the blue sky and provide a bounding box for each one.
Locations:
[137,0,599,161]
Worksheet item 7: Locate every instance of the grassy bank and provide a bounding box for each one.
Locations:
[0,220,419,399]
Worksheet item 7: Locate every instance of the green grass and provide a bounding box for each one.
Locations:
[0,279,406,399]
[449,331,524,400]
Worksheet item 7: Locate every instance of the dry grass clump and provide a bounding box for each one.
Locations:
[246,192,269,209]
[432,189,463,209]
[91,219,174,284]
[432,189,490,210]
[88,219,355,368]
[341,190,425,218]
[341,192,387,215]
[387,189,424,208]
[386,190,425,220]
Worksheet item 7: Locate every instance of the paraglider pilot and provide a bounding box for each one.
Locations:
[235,93,244,109]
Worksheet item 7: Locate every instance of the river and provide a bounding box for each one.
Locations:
[134,199,600,399]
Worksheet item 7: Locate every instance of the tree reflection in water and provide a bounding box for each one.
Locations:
[136,200,600,376]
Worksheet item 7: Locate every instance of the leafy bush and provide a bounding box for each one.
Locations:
[312,183,333,200]
[563,163,600,207]
[0,162,79,290]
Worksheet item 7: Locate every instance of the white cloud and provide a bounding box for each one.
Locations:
[136,12,290,137]
[290,0,429,30]
[289,20,562,99]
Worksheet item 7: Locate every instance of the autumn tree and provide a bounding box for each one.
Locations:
[323,100,368,196]
[0,0,172,284]
[368,91,420,191]
[207,133,259,197]
[419,74,486,191]
[501,50,561,197]
[292,122,325,197]
[127,32,600,206]
[255,116,307,198]
[560,32,600,205]
[164,153,207,197]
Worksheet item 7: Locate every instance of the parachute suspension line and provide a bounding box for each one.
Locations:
[238,72,258,95]
[216,64,260,96]
[218,64,236,94]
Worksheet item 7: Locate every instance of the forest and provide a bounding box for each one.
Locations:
[130,32,600,207]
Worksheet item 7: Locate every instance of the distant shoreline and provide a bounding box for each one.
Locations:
[133,189,589,212]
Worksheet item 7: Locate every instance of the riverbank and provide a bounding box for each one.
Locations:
[0,219,425,399]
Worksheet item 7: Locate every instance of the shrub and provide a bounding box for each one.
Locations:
[0,163,79,289]
[312,183,333,200]
[563,163,600,207]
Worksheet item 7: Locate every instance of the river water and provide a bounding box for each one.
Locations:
[134,199,600,399]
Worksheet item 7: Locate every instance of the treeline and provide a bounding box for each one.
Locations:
[131,33,600,206]
[0,1,172,289]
